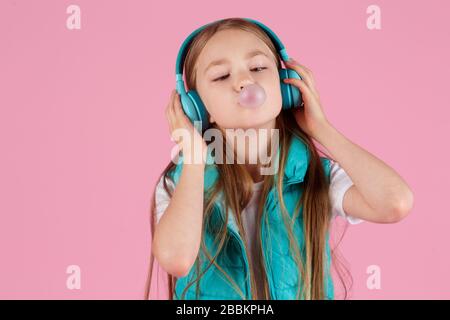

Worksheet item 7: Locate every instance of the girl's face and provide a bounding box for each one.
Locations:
[195,29,282,130]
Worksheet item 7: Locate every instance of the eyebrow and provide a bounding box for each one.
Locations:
[203,49,269,75]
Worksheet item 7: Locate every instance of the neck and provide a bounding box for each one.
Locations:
[224,118,278,183]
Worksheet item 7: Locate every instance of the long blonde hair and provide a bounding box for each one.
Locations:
[145,17,353,300]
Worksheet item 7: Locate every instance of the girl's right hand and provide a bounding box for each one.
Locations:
[165,89,208,164]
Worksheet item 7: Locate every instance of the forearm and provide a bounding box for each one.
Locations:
[314,121,414,214]
[152,162,205,277]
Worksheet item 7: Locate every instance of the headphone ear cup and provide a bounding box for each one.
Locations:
[279,68,303,110]
[181,90,210,132]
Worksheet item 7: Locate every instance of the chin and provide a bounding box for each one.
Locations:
[233,117,277,130]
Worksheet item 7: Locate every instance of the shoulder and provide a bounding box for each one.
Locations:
[327,159,364,224]
[318,156,333,182]
[329,159,355,188]
[154,174,176,223]
[327,158,353,195]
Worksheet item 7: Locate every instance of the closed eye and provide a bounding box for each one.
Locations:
[213,67,267,82]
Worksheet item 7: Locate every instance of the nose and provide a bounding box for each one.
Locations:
[234,71,254,92]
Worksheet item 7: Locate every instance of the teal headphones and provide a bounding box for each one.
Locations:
[175,17,303,132]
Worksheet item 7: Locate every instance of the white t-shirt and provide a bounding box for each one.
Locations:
[153,160,363,296]
[154,159,363,225]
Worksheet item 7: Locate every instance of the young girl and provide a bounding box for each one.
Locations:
[145,18,414,300]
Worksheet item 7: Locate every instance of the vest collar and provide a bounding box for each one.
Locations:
[168,134,310,240]
[170,134,310,188]
[280,134,310,185]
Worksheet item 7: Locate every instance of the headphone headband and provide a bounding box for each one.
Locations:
[175,18,290,81]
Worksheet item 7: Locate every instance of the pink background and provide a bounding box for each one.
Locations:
[0,0,449,299]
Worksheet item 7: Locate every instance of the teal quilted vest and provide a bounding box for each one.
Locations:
[166,134,333,300]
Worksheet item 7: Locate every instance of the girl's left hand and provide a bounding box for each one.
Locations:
[283,58,330,139]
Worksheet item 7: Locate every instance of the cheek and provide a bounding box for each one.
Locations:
[208,101,235,123]
[200,88,235,121]
[260,68,280,91]
[263,76,282,105]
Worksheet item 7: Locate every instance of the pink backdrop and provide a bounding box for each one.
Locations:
[1,0,449,299]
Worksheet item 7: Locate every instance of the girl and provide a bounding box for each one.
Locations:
[145,18,414,300]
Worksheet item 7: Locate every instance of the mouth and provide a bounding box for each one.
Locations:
[237,84,267,109]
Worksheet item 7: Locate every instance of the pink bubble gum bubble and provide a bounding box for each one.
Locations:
[238,83,266,108]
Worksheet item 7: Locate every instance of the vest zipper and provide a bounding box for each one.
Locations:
[230,229,252,299]
[260,178,304,300]
[260,187,277,300]
[215,204,252,300]
[215,178,304,300]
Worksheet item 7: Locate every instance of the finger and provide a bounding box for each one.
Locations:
[283,77,313,102]
[284,61,320,99]
[165,102,173,128]
[170,91,184,129]
[286,62,315,90]
[169,89,177,115]
[167,109,174,136]
[284,58,313,76]
[167,90,177,132]
[173,91,184,117]
[166,90,175,116]
[173,93,193,131]
[284,59,316,90]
